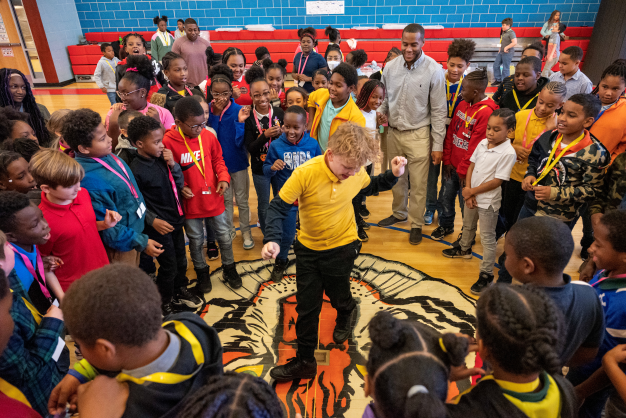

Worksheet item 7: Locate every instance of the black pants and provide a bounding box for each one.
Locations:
[145,223,189,304]
[353,164,373,223]
[499,179,526,234]
[294,239,361,360]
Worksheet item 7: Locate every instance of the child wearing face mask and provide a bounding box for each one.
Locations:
[325,44,343,73]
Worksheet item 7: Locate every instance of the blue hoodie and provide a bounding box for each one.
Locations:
[208,98,248,173]
[263,132,322,189]
[75,153,149,252]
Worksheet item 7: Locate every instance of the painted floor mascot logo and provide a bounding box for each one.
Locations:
[198,253,477,418]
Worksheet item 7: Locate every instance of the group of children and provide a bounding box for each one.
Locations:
[0,18,626,418]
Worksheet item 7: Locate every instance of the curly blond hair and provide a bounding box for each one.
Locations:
[150,92,167,107]
[327,122,380,167]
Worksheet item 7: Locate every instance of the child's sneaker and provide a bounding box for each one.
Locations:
[358,225,369,242]
[243,230,255,250]
[271,258,289,282]
[223,263,243,289]
[206,242,219,260]
[470,272,494,295]
[173,287,204,309]
[442,246,472,259]
[195,266,212,294]
[424,210,434,225]
[432,225,454,241]
[357,216,370,230]
[360,203,370,219]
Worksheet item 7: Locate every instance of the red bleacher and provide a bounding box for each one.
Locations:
[71,27,593,76]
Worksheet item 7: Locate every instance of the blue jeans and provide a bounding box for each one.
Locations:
[106,92,117,106]
[278,208,298,262]
[185,212,235,269]
[252,173,278,236]
[437,167,464,228]
[426,161,440,212]
[493,51,513,82]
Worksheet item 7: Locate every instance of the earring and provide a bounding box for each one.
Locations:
[8,179,12,183]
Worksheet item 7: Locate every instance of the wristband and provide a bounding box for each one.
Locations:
[68,369,90,384]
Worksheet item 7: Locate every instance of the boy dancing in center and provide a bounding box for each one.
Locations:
[261,122,407,381]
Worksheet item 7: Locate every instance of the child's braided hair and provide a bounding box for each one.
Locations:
[476,284,564,375]
[176,371,285,418]
[591,59,626,95]
[222,47,246,66]
[355,79,385,110]
[0,69,50,146]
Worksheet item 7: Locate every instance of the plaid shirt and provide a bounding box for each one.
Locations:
[0,270,68,416]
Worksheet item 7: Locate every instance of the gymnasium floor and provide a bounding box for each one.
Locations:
[35,84,586,418]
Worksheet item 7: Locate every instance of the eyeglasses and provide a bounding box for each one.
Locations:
[211,91,231,98]
[183,121,207,130]
[116,88,142,99]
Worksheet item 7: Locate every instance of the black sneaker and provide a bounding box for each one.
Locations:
[333,308,356,344]
[378,215,407,227]
[409,228,422,245]
[223,263,243,289]
[470,272,494,295]
[360,204,370,219]
[271,258,289,282]
[358,225,369,242]
[431,225,454,241]
[452,232,475,248]
[357,216,370,230]
[173,287,203,309]
[491,81,501,86]
[195,267,212,294]
[270,356,317,381]
[162,301,175,317]
[206,242,219,260]
[580,246,590,261]
[442,246,472,259]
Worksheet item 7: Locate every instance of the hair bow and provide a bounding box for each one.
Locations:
[126,67,138,72]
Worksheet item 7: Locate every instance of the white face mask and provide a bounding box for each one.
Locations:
[327,60,340,71]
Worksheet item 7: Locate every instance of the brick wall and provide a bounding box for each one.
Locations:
[75,0,599,33]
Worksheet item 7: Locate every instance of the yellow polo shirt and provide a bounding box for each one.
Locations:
[510,109,553,182]
[278,153,371,250]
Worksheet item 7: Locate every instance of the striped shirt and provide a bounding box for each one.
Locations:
[379,52,448,151]
[549,69,593,100]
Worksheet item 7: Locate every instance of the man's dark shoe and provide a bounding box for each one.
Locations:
[357,216,370,230]
[470,272,494,295]
[378,215,407,227]
[271,258,289,282]
[358,225,369,242]
[360,204,370,219]
[206,241,219,260]
[333,308,356,344]
[581,246,590,261]
[409,228,422,245]
[270,356,317,381]
[195,267,212,293]
[431,225,454,241]
[442,246,472,258]
[223,263,242,289]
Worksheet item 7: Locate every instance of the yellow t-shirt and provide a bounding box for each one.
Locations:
[278,153,371,250]
[510,109,553,182]
[178,90,186,96]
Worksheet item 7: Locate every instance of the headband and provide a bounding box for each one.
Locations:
[300,32,316,41]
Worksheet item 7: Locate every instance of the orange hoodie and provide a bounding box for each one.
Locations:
[590,97,626,163]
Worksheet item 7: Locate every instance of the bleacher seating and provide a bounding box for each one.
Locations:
[70,27,593,78]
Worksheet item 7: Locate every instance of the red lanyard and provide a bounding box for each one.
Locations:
[298,53,310,75]
[167,166,183,216]
[522,110,550,148]
[93,155,138,199]
[253,107,273,135]
[168,84,193,97]
[9,244,51,299]
[210,100,231,122]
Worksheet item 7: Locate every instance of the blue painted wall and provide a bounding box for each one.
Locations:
[74,0,599,33]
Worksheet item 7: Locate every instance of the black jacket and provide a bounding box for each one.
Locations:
[156,83,205,115]
[130,154,185,227]
[499,76,549,113]
[244,106,285,175]
[122,312,223,418]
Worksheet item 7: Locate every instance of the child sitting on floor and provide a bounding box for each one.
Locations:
[442,109,517,295]
[47,264,224,418]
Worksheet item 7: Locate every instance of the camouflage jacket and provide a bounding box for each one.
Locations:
[589,152,626,216]
[524,130,609,221]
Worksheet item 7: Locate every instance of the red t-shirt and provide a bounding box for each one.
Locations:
[0,389,42,418]
[38,188,109,291]
[233,78,252,106]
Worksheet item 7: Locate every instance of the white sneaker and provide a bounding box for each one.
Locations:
[243,230,255,250]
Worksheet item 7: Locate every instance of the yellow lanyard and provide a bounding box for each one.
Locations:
[116,321,204,385]
[446,76,463,118]
[179,127,206,180]
[158,31,170,46]
[0,377,32,408]
[533,132,585,185]
[513,90,539,111]
[9,289,42,325]
[464,105,488,129]
[105,60,116,73]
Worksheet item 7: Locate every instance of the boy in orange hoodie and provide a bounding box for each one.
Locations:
[162,97,242,294]
[435,69,499,242]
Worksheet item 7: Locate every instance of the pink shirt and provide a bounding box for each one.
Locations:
[105,102,175,131]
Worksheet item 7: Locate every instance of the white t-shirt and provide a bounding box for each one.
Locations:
[362,109,377,166]
[469,138,517,210]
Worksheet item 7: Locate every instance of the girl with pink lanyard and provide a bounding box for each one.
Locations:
[156,51,205,114]
[292,27,328,94]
